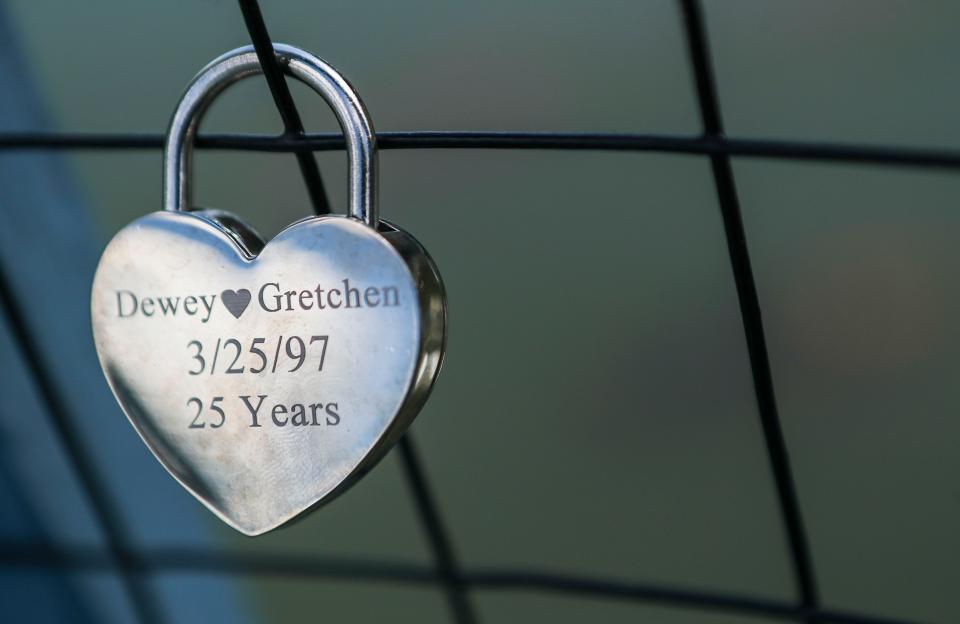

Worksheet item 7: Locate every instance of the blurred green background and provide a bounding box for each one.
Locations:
[4,0,960,622]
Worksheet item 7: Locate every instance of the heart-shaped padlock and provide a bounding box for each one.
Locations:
[91,45,446,536]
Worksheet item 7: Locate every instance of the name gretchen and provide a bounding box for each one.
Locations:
[257,280,399,312]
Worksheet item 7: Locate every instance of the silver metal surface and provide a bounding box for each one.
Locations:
[164,44,377,226]
[92,46,445,536]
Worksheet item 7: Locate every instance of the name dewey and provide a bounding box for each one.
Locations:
[115,279,399,322]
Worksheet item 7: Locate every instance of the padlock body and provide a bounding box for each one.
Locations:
[91,210,445,535]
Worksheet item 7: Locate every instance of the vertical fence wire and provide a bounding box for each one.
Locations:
[678,0,820,614]
[397,437,477,624]
[236,0,331,215]
[234,3,476,622]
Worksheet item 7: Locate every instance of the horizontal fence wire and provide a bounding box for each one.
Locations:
[1,127,946,624]
[0,542,928,624]
[3,131,960,168]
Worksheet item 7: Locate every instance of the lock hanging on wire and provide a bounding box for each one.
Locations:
[91,44,447,535]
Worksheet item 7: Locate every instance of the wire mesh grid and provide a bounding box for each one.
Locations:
[0,1,948,623]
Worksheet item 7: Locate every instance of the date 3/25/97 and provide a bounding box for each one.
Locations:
[187,335,329,376]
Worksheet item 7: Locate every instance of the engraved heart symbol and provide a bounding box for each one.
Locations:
[91,210,445,535]
[221,288,251,319]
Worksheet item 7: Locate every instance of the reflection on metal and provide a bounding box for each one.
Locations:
[92,46,446,536]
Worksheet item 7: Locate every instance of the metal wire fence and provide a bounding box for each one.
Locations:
[0,1,948,623]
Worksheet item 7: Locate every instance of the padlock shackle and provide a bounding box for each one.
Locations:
[164,44,378,227]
